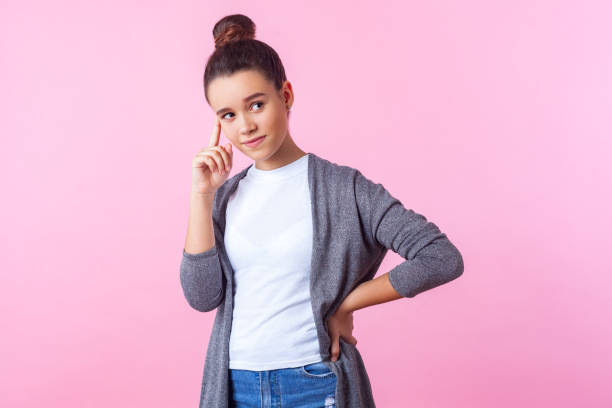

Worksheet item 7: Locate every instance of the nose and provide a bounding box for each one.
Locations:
[239,116,257,136]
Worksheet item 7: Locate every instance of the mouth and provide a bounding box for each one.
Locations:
[243,135,266,146]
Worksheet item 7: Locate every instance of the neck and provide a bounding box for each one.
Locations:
[254,132,307,171]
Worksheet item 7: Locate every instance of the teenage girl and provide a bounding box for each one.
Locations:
[182,13,464,408]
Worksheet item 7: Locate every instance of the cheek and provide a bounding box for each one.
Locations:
[218,125,234,143]
[221,125,237,140]
[228,135,240,146]
[264,110,286,129]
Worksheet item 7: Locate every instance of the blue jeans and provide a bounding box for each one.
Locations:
[229,361,337,408]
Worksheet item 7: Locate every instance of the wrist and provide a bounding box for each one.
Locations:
[191,190,215,199]
[338,298,355,314]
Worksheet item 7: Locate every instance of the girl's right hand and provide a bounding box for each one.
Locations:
[191,119,233,196]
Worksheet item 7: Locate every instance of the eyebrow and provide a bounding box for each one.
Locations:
[216,92,267,115]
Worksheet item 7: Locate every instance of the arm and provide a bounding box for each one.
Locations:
[339,273,402,313]
[327,169,464,361]
[184,191,216,254]
[179,191,226,312]
[352,170,464,301]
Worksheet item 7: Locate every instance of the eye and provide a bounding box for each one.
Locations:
[221,102,264,120]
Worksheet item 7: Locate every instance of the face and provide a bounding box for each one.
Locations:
[207,69,295,165]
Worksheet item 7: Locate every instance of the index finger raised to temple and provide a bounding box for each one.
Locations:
[208,119,221,147]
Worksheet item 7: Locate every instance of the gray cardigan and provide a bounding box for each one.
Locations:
[180,152,464,407]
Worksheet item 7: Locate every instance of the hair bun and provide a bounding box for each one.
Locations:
[213,14,256,49]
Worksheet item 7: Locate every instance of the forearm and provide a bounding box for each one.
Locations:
[184,191,216,254]
[339,272,403,313]
[180,191,226,312]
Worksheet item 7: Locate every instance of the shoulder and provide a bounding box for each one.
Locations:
[309,153,361,185]
[310,153,382,194]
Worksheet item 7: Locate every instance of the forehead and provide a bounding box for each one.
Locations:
[208,70,274,108]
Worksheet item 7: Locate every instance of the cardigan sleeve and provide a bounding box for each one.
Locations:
[354,170,464,298]
[179,195,226,312]
[180,245,225,312]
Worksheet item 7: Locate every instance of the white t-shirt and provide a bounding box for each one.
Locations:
[225,153,322,371]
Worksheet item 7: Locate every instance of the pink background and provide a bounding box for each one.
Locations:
[2,1,611,407]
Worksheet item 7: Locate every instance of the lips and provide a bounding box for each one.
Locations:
[243,135,265,144]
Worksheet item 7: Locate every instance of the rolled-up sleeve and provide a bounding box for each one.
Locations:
[354,170,464,298]
[180,244,225,312]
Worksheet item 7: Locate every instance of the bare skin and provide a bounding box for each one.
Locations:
[207,69,306,171]
[203,69,402,362]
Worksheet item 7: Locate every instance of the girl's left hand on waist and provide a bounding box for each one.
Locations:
[326,305,358,362]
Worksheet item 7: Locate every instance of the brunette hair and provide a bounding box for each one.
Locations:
[203,14,288,104]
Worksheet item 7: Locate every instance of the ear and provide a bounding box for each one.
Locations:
[281,80,294,108]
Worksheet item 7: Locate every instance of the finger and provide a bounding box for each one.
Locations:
[195,151,222,173]
[221,145,232,172]
[208,119,221,148]
[227,143,233,167]
[193,154,216,172]
[204,150,225,173]
[206,146,230,173]
[221,143,233,172]
[330,337,340,362]
[350,336,358,346]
